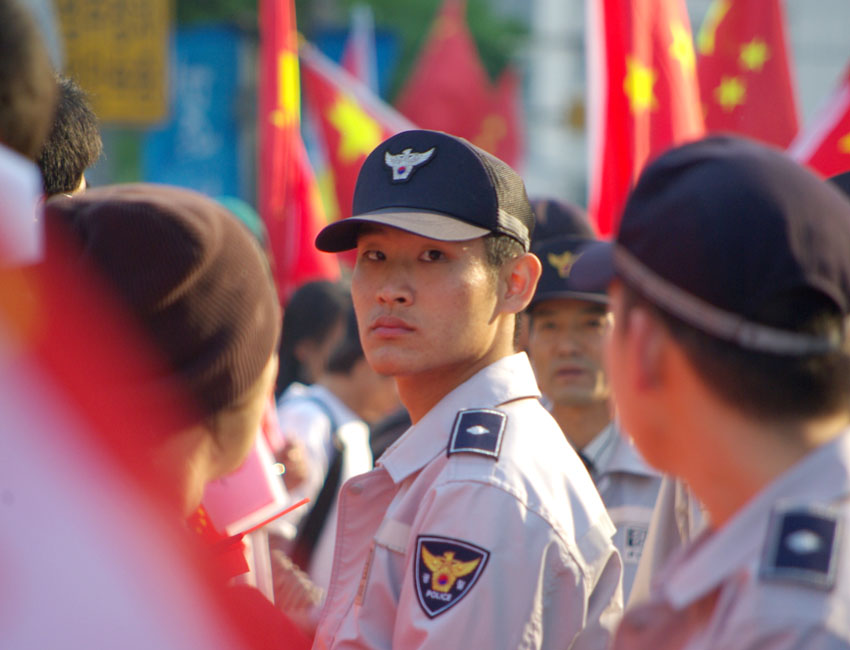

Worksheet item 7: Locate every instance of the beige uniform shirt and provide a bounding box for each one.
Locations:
[313,353,622,649]
[612,431,850,649]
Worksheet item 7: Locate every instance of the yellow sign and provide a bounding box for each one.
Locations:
[55,0,170,124]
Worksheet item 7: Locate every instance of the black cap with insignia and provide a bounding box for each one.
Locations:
[528,236,608,311]
[571,136,850,356]
[315,129,534,252]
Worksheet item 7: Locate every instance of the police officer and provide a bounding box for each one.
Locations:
[526,235,662,600]
[576,136,850,647]
[311,130,623,649]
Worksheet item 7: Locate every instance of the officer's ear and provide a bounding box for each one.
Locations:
[499,252,542,315]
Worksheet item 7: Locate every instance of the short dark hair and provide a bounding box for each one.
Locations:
[483,232,524,270]
[620,282,850,421]
[0,0,57,160]
[275,280,350,397]
[326,307,364,375]
[37,75,102,195]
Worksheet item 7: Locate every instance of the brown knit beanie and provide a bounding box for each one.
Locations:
[44,183,281,420]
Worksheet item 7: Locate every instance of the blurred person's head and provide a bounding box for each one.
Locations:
[45,184,281,516]
[529,197,595,243]
[527,236,611,413]
[275,280,350,398]
[324,307,398,424]
[37,74,102,196]
[0,0,57,160]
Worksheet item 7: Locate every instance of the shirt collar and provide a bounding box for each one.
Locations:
[379,353,541,484]
[583,422,661,478]
[661,429,850,609]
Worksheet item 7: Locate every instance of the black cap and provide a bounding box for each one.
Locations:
[315,129,534,252]
[572,136,850,356]
[829,170,850,199]
[529,236,608,310]
[530,198,596,243]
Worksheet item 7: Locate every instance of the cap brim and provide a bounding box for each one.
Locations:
[567,240,616,292]
[529,289,609,310]
[315,209,491,252]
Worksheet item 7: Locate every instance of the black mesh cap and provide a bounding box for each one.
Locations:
[609,136,850,355]
[529,236,607,310]
[315,129,534,252]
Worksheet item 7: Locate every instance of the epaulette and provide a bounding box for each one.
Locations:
[759,504,841,590]
[447,409,506,460]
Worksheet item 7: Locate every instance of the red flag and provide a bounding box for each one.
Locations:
[300,41,414,233]
[696,0,799,147]
[395,0,492,141]
[587,0,705,237]
[788,64,850,178]
[258,0,340,305]
[469,65,525,168]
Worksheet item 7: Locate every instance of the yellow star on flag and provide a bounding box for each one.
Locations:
[696,0,731,55]
[269,51,300,128]
[714,76,746,112]
[328,94,383,163]
[739,39,770,72]
[839,132,850,154]
[624,57,658,113]
[669,22,696,73]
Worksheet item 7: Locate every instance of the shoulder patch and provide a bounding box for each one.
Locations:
[447,409,506,459]
[414,535,489,618]
[759,505,841,590]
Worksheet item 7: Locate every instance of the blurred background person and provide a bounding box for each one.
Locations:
[526,234,661,600]
[36,74,102,197]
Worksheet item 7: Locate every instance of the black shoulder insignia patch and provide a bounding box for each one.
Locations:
[447,409,506,459]
[759,504,841,590]
[414,535,489,618]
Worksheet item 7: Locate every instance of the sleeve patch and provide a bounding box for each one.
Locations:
[414,535,490,618]
[759,505,841,590]
[447,409,506,459]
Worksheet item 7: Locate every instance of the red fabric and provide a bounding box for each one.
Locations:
[395,0,491,141]
[587,0,705,237]
[468,65,524,168]
[696,0,799,147]
[258,0,340,305]
[300,42,414,246]
[788,64,850,178]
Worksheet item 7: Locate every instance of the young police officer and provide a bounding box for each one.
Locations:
[527,235,661,601]
[312,130,622,648]
[576,136,850,647]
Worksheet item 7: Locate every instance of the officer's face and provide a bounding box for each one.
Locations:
[351,225,503,385]
[527,299,611,407]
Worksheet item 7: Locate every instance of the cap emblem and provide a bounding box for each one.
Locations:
[384,147,436,182]
[548,250,582,278]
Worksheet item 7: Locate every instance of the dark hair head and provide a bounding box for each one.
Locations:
[621,282,850,422]
[0,0,57,160]
[37,75,102,196]
[275,280,350,396]
[326,306,365,375]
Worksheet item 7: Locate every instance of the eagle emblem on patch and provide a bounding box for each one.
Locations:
[548,250,582,278]
[384,147,435,182]
[414,535,489,618]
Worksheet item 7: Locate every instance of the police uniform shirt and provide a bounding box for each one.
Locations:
[611,430,850,649]
[313,353,623,649]
[581,422,662,601]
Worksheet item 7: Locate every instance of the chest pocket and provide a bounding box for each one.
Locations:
[357,518,412,606]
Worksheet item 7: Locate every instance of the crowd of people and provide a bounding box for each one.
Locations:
[2,0,850,647]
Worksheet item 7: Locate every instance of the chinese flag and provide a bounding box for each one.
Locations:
[696,0,799,147]
[395,0,492,142]
[469,65,525,168]
[587,0,705,237]
[300,41,414,232]
[258,0,340,305]
[788,64,850,178]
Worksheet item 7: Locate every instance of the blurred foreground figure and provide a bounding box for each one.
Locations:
[575,137,850,648]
